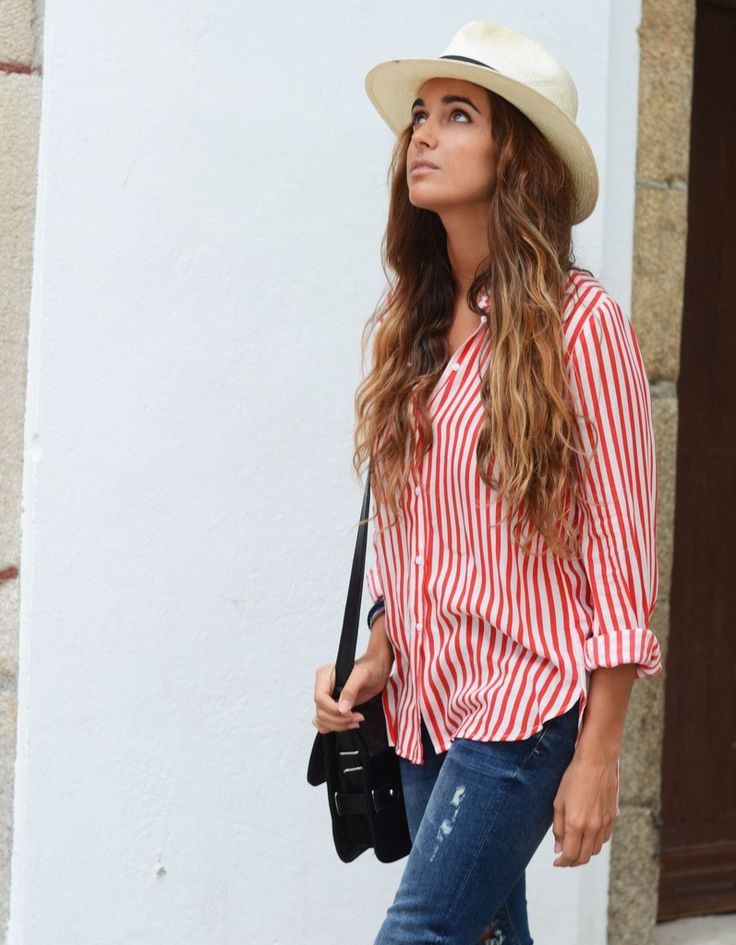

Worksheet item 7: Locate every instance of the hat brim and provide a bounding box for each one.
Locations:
[364,57,598,225]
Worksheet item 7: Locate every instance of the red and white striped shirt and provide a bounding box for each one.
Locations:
[365,271,662,807]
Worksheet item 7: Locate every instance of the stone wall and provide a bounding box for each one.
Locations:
[609,2,696,942]
[0,1,42,940]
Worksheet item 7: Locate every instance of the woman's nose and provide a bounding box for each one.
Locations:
[412,117,438,147]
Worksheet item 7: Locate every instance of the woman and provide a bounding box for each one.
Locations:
[312,21,662,945]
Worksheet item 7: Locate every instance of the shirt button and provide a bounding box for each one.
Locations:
[480,315,487,323]
[415,555,423,565]
[451,362,460,371]
[415,622,422,633]
[414,485,421,495]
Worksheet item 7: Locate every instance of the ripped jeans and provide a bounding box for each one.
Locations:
[372,700,581,945]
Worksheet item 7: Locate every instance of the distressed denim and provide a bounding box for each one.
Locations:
[372,699,581,945]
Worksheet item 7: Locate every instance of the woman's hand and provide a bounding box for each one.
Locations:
[312,653,391,735]
[551,750,619,867]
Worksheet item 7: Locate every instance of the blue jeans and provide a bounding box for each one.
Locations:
[373,700,581,945]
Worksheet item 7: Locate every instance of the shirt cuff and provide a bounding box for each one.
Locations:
[583,626,663,678]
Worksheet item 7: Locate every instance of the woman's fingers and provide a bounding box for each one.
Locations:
[552,794,566,860]
[553,822,584,866]
[553,817,611,866]
[591,826,606,857]
[313,662,366,733]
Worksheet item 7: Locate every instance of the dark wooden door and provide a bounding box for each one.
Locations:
[657,0,736,921]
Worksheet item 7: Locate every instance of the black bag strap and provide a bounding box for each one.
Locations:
[334,463,372,692]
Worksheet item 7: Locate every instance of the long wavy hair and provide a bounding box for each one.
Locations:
[353,88,597,560]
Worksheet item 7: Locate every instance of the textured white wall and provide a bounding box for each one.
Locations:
[9,1,640,943]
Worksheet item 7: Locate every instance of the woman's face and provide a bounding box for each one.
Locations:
[406,77,495,212]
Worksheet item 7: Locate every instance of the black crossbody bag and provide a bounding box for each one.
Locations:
[306,464,412,863]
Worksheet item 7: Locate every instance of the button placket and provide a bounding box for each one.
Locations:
[409,463,427,639]
[409,464,428,756]
[414,483,425,636]
[429,313,489,404]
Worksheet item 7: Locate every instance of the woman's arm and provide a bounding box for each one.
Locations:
[575,663,636,761]
[569,297,662,682]
[552,292,662,868]
[552,665,632,869]
[364,611,394,676]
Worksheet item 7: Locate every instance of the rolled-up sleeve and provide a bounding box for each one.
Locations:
[567,295,663,679]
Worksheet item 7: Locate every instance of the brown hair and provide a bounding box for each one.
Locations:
[353,88,597,559]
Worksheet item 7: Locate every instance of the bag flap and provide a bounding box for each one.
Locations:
[307,732,326,786]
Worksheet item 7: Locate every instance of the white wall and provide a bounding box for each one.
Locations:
[10,1,641,943]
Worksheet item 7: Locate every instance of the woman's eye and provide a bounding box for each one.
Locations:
[411,108,470,126]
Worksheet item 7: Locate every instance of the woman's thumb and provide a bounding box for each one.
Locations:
[338,684,358,713]
[337,668,364,713]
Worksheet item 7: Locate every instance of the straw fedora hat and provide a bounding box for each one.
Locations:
[364,20,599,224]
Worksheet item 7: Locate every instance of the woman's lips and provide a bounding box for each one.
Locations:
[410,165,438,175]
